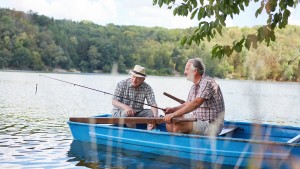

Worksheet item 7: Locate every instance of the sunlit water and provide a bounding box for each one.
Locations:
[0,71,300,168]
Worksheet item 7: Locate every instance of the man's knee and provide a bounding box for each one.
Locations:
[137,109,153,117]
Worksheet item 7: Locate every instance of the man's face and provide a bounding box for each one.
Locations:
[184,62,196,82]
[131,75,145,88]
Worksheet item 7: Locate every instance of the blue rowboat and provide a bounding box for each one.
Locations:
[68,114,300,169]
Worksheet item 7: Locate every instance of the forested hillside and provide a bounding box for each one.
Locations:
[0,8,299,81]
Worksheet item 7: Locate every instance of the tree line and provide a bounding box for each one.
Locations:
[0,8,299,81]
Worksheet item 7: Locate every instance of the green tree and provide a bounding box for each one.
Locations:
[30,51,44,70]
[0,49,13,69]
[153,0,300,59]
[10,47,31,69]
[88,45,101,70]
[117,55,126,73]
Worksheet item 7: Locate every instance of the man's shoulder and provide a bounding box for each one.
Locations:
[202,74,217,82]
[118,78,130,84]
[116,78,131,88]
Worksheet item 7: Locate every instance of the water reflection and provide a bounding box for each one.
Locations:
[68,140,237,169]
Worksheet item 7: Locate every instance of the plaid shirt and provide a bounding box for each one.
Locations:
[112,78,156,113]
[187,74,225,121]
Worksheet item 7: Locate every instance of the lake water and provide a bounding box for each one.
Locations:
[0,71,300,169]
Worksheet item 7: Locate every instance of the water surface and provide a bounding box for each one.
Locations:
[0,71,299,168]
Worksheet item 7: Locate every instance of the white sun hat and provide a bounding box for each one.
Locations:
[129,65,147,78]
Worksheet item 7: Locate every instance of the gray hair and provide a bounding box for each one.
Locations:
[188,58,205,75]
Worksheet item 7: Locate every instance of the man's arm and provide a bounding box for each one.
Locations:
[164,102,186,114]
[150,103,158,117]
[112,99,135,116]
[164,97,205,123]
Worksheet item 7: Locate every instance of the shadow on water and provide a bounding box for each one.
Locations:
[67,140,238,169]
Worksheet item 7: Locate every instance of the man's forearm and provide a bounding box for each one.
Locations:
[151,104,158,117]
[174,98,204,117]
[112,99,129,110]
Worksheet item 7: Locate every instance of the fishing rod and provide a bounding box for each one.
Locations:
[39,75,165,111]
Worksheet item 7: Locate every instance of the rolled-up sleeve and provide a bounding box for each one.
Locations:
[146,86,156,105]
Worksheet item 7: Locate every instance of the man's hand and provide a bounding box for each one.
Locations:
[164,107,174,114]
[163,113,175,123]
[124,106,135,117]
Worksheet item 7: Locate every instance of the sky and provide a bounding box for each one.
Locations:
[0,0,300,29]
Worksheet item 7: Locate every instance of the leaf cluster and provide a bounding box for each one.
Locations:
[153,0,299,59]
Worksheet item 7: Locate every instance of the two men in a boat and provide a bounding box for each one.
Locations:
[111,65,158,130]
[111,58,225,135]
[164,58,225,136]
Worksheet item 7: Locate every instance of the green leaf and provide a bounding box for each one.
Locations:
[239,3,245,11]
[212,45,223,59]
[257,27,264,42]
[191,8,198,19]
[173,8,178,16]
[245,35,256,50]
[279,0,286,10]
[244,0,250,6]
[212,44,219,54]
[283,9,291,21]
[269,0,277,12]
[224,45,233,56]
[216,25,222,35]
[270,31,276,41]
[270,23,276,29]
[233,44,242,53]
[200,0,204,6]
[233,5,240,14]
[181,36,188,45]
[198,8,204,20]
[191,0,198,8]
[273,13,280,23]
[255,1,264,17]
[158,0,163,7]
[220,15,226,26]
[245,37,251,50]
[189,3,193,12]
[287,0,294,7]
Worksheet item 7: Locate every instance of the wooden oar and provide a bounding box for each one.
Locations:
[69,117,197,124]
[163,92,185,104]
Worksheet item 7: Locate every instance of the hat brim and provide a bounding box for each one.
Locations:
[129,70,146,78]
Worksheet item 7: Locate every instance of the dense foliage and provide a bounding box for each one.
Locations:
[0,8,299,81]
[153,0,300,59]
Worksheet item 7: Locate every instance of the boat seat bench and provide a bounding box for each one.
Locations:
[287,134,300,143]
[219,126,238,136]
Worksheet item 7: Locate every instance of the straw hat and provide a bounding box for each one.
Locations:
[129,65,147,78]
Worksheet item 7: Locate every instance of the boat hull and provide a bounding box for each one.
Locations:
[68,119,300,169]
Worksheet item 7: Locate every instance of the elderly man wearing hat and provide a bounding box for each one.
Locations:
[112,65,158,130]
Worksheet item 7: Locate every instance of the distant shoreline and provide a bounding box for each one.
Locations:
[1,69,299,83]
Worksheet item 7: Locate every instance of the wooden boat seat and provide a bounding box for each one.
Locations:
[287,134,300,143]
[219,126,238,136]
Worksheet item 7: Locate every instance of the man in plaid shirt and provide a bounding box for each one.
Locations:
[164,58,225,136]
[112,65,158,130]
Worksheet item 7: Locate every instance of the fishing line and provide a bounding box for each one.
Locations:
[39,75,165,111]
